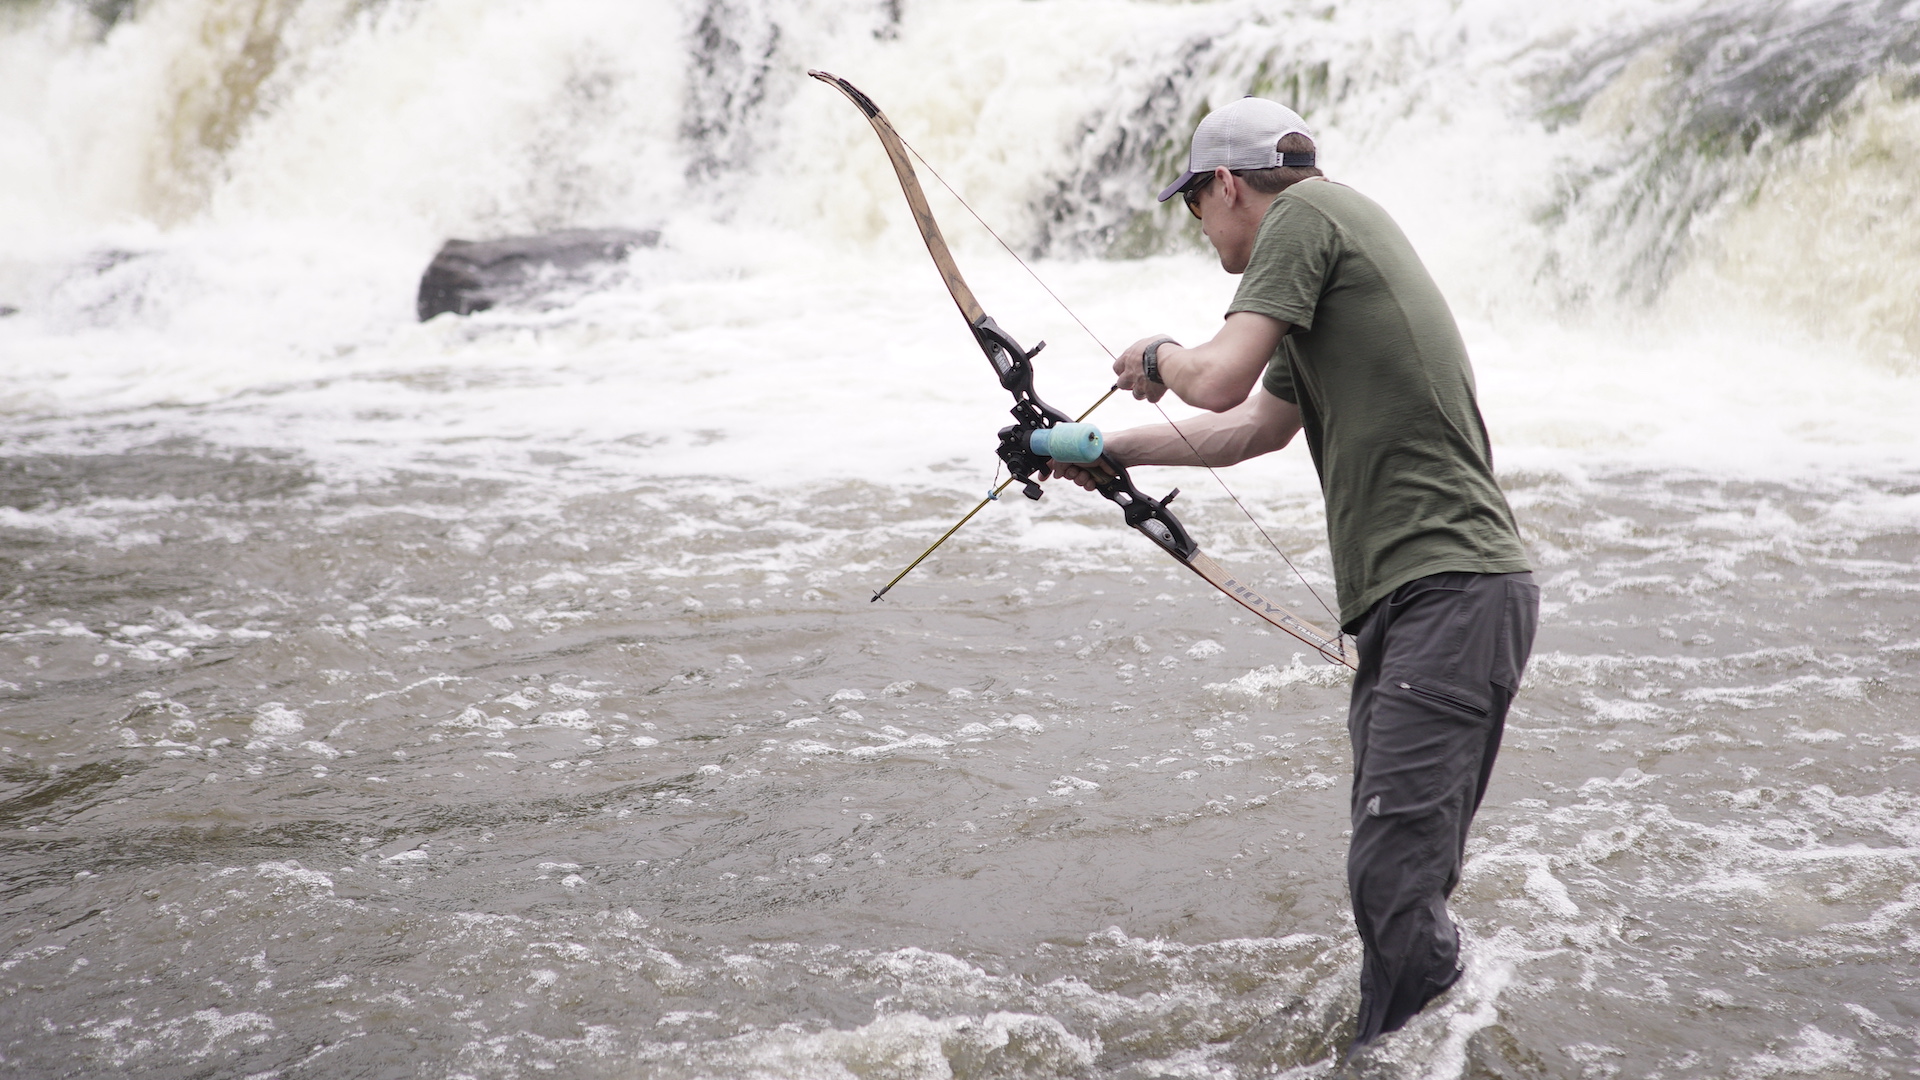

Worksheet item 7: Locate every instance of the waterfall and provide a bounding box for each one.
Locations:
[2,0,1916,364]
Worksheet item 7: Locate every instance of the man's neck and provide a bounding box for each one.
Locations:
[1242,190,1282,224]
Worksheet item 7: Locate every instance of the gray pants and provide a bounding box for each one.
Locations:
[1345,570,1539,1049]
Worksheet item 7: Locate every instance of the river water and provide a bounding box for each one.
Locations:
[2,0,1918,1077]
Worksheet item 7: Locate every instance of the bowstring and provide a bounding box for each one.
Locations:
[898,138,1346,641]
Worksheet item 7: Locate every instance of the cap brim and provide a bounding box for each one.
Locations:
[1157,170,1200,203]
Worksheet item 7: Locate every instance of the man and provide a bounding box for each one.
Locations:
[1050,97,1539,1052]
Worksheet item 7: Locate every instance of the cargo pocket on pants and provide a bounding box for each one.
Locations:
[1398,680,1490,718]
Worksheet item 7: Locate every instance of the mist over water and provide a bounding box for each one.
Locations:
[2,0,1918,1077]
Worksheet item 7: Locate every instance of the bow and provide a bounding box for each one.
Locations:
[810,70,1352,670]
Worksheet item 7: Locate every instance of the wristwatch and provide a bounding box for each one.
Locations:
[1142,337,1178,384]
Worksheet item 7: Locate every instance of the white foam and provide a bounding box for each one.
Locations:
[250,703,304,736]
[1734,1025,1863,1079]
[1,0,1915,515]
[254,861,334,894]
[1209,656,1355,699]
[844,734,953,760]
[669,1010,1096,1080]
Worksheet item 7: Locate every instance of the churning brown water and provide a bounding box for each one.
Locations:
[3,448,1916,1077]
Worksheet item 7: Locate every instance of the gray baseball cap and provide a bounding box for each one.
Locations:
[1157,97,1316,202]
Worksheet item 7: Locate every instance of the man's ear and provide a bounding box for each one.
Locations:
[1216,167,1241,206]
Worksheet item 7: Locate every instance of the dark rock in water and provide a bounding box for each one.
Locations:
[415,228,660,321]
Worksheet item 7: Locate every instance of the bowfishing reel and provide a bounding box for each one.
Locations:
[997,421,1104,500]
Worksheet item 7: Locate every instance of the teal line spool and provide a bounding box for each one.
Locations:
[1028,422,1103,463]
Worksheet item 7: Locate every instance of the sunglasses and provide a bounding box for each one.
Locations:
[1182,173,1215,219]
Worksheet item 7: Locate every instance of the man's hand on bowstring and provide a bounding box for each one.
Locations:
[1115,336,1175,403]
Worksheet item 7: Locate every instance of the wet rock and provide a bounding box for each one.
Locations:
[415,228,660,320]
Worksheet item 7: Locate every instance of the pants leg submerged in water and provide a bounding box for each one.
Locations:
[1344,570,1539,1050]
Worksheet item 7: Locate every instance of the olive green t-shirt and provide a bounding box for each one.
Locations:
[1229,179,1529,630]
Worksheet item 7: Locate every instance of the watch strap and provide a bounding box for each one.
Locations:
[1142,337,1178,384]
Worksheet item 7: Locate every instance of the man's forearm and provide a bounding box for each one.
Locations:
[1153,340,1263,413]
[1117,312,1289,411]
[1155,312,1293,412]
[1105,397,1294,468]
